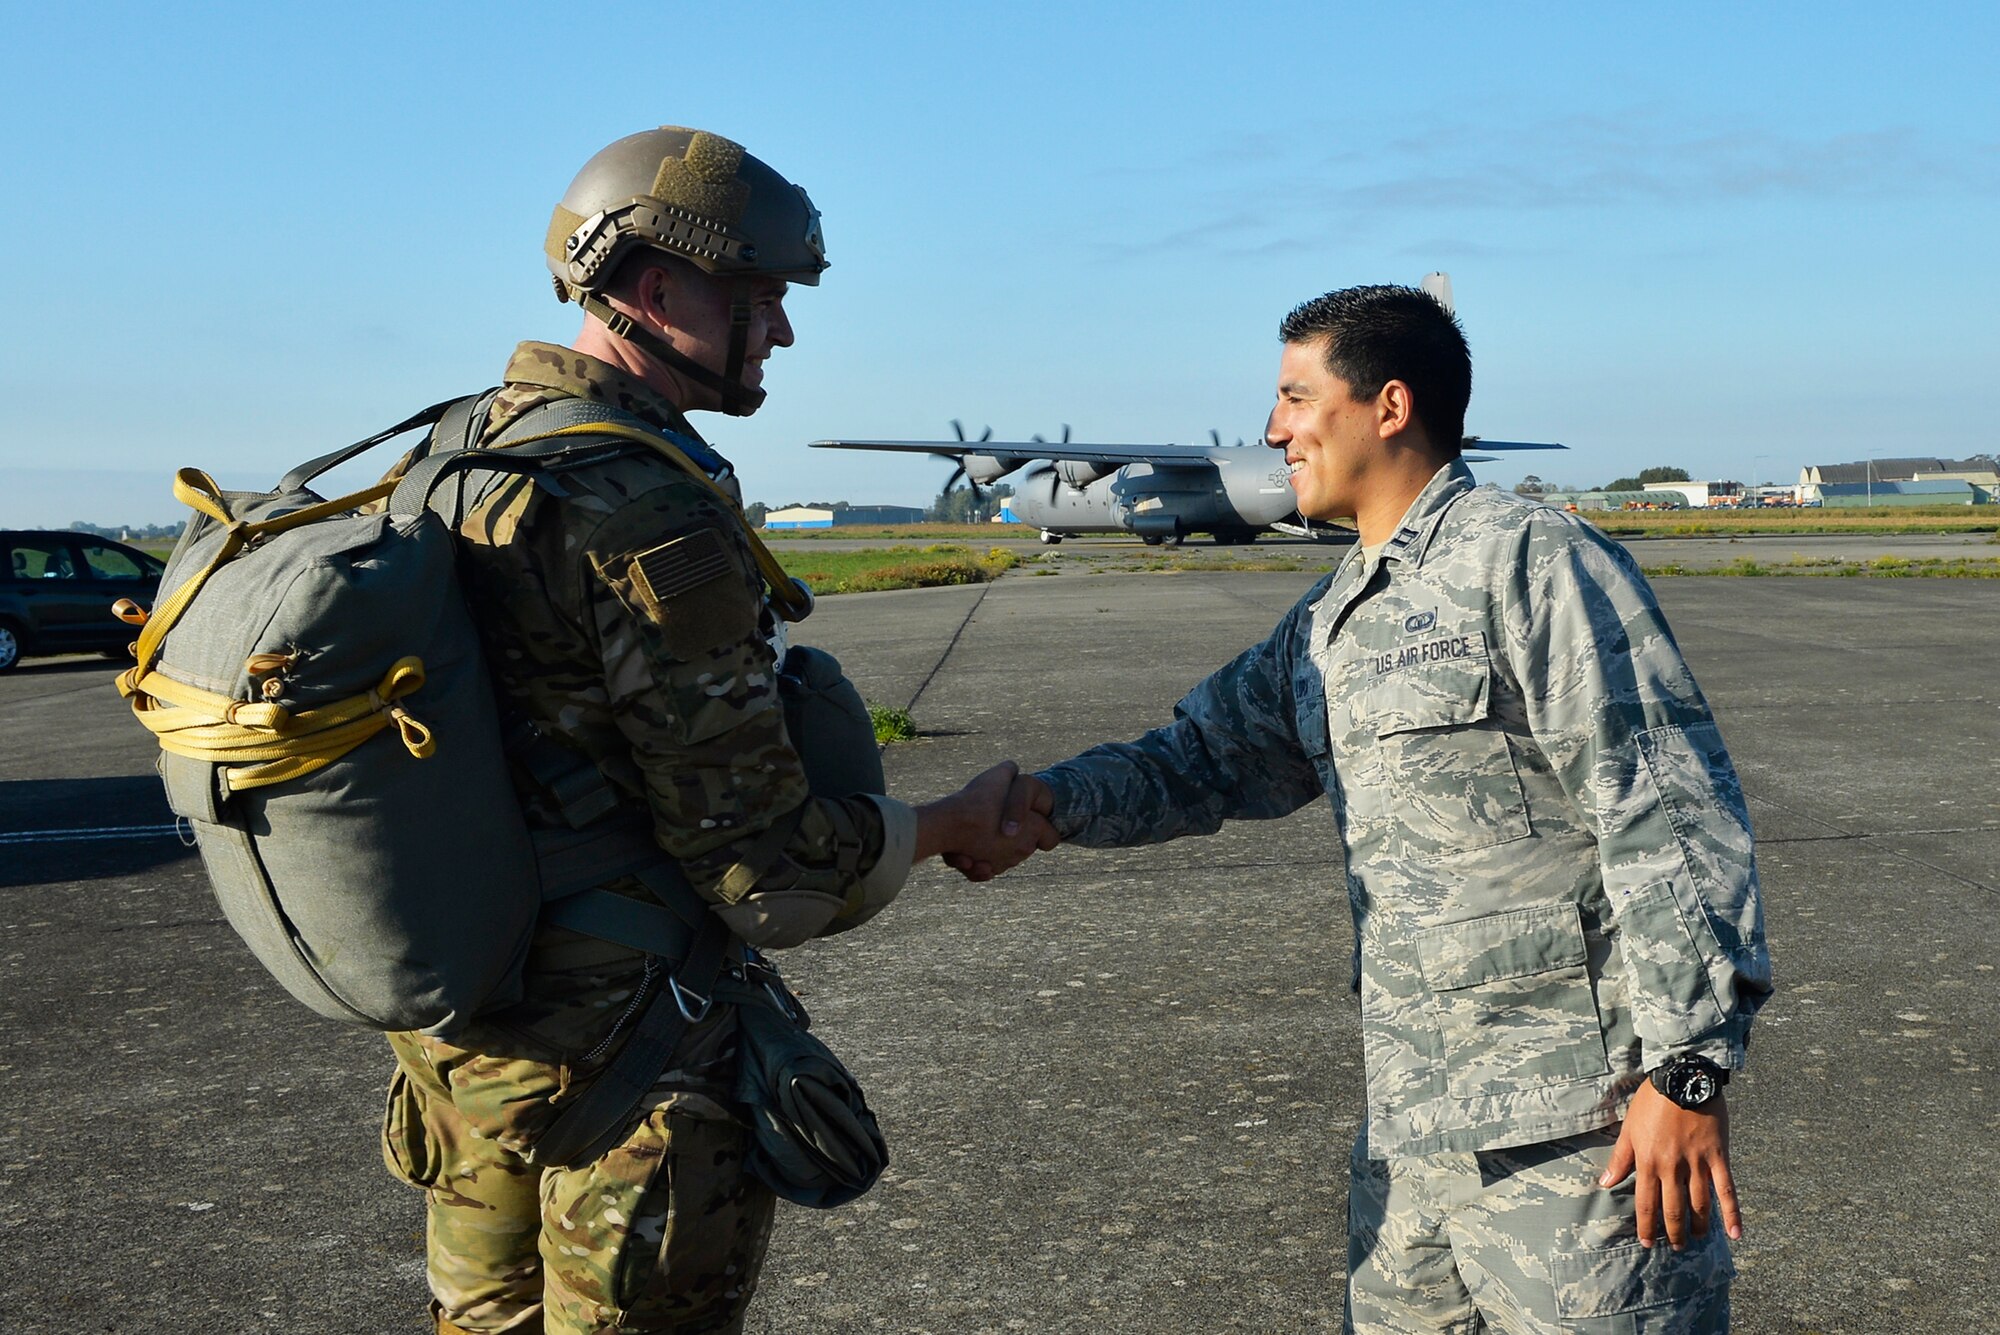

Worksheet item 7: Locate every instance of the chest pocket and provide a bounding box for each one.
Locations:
[1359,647,1529,860]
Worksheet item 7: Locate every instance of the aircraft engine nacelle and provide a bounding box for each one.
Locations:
[963,454,1030,485]
[1055,459,1118,489]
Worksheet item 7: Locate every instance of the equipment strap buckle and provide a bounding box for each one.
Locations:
[668,973,712,1023]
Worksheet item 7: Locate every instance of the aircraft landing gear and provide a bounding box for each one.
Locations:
[1210,527,1259,545]
[1039,530,1064,545]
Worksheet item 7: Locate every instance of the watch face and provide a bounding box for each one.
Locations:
[1667,1065,1719,1108]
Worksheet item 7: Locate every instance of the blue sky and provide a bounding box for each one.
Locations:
[3,1,1996,527]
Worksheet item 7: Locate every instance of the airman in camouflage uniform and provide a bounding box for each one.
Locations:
[380,128,1049,1335]
[1019,286,1772,1332]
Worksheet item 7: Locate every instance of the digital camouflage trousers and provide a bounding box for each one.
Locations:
[382,1030,776,1334]
[1347,1128,1734,1334]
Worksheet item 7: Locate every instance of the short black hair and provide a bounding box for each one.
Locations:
[1278,285,1471,455]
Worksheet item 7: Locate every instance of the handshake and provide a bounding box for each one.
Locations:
[912,762,1061,881]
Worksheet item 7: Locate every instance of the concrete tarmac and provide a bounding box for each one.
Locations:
[768,528,1999,571]
[2,567,1995,1333]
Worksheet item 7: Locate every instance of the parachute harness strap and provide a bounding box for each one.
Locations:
[493,419,812,623]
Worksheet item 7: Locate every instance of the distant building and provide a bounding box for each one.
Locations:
[762,503,929,530]
[763,506,834,530]
[1816,479,1987,507]
[1799,458,1998,504]
[836,505,927,526]
[1643,480,1742,508]
[1538,490,1689,511]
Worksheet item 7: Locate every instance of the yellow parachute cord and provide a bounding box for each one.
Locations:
[129,656,432,793]
[119,468,420,794]
[122,415,789,800]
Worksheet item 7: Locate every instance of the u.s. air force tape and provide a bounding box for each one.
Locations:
[627,528,756,656]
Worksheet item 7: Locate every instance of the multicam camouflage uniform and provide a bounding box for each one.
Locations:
[380,342,916,1335]
[1039,460,1772,1333]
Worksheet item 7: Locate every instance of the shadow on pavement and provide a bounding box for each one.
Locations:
[0,774,192,887]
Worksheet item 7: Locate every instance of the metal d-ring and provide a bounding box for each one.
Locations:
[668,974,712,1023]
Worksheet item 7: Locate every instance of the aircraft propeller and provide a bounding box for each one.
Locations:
[1208,429,1247,448]
[933,420,994,501]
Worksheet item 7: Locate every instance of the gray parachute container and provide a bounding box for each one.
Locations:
[144,480,539,1035]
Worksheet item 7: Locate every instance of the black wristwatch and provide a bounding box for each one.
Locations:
[1648,1054,1730,1109]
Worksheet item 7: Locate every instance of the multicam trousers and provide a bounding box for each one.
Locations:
[382,1030,776,1335]
[1346,1129,1733,1334]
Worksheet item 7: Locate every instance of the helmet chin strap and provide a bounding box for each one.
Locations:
[576,290,766,416]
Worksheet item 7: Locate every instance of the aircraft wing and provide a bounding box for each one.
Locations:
[814,437,1564,463]
[811,438,1233,468]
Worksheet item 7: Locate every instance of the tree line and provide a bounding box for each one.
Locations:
[1514,466,1691,496]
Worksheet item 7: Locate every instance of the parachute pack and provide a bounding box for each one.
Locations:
[119,396,826,1028]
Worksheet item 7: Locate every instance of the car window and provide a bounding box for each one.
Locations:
[7,539,81,581]
[79,541,153,580]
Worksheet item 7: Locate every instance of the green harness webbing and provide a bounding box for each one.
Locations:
[403,396,796,1167]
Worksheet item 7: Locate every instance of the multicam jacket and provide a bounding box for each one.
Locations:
[1040,461,1772,1157]
[396,343,913,1077]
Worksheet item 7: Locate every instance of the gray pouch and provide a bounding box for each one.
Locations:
[779,645,886,798]
[726,974,888,1208]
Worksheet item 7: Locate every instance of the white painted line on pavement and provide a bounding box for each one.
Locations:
[0,824,183,845]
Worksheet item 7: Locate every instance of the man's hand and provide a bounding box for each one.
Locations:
[914,762,1059,882]
[1601,1081,1741,1250]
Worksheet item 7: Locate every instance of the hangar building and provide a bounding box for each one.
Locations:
[1799,458,1998,505]
[763,504,928,530]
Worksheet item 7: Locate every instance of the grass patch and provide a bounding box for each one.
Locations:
[869,705,916,744]
[762,523,1016,542]
[1583,505,1998,537]
[779,543,1020,594]
[1642,555,2000,578]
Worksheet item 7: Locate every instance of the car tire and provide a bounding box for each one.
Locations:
[0,619,22,673]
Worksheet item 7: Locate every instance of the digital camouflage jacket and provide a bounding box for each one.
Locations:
[1040,461,1772,1157]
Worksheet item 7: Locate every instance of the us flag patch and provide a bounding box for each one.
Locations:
[631,529,734,605]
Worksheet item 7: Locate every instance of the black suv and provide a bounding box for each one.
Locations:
[0,531,166,672]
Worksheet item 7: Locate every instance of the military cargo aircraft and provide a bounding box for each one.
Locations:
[811,426,1561,545]
[811,274,1562,545]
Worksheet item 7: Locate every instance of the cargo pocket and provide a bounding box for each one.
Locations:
[1362,648,1528,860]
[380,1066,443,1190]
[1550,1230,1734,1329]
[1415,902,1609,1099]
[541,1105,774,1326]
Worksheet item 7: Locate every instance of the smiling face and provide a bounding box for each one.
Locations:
[656,269,795,411]
[1266,337,1390,522]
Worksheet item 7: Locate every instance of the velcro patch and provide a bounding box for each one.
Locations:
[623,527,757,658]
[632,529,734,605]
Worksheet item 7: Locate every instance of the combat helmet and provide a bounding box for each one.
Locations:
[546,126,828,414]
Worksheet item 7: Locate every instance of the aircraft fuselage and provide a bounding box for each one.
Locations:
[1010,451,1300,541]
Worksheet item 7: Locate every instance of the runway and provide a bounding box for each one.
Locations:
[3,565,1995,1333]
